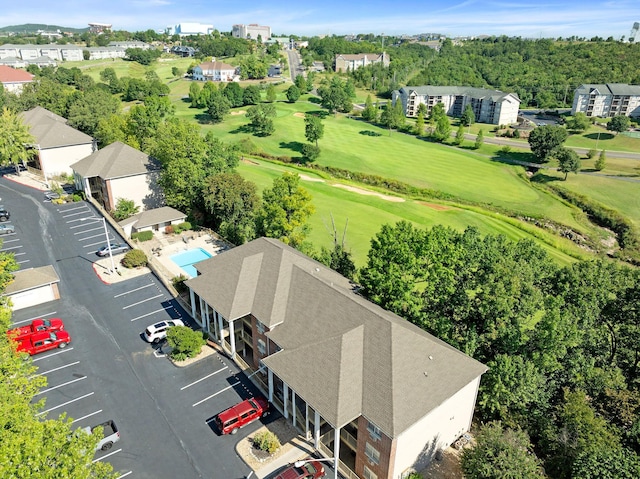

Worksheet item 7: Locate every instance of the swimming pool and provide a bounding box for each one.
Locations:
[170,248,213,278]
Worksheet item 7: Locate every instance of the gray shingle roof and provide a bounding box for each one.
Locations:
[20,106,93,149]
[186,238,487,438]
[119,206,186,229]
[4,265,59,294]
[398,85,517,102]
[70,141,160,180]
[574,83,640,96]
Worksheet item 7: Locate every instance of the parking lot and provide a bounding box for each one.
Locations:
[1,178,268,478]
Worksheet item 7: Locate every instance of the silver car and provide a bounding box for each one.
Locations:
[97,243,129,256]
[0,223,15,235]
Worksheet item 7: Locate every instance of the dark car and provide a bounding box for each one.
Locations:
[0,207,10,222]
[0,223,15,234]
[97,243,129,256]
[215,397,269,435]
[274,459,326,479]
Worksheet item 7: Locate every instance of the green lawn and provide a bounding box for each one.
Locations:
[238,159,582,267]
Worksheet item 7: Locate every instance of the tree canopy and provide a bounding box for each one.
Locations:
[0,107,36,173]
[528,125,568,162]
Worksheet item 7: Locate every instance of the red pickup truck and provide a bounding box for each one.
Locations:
[17,331,71,355]
[7,318,65,342]
[215,397,269,435]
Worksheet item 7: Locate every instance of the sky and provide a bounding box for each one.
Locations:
[3,0,640,39]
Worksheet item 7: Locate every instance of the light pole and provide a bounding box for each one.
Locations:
[294,457,338,479]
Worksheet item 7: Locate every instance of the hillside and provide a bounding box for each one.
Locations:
[0,24,88,34]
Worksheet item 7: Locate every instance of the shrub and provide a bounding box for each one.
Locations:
[587,149,597,159]
[121,249,148,268]
[172,274,189,294]
[173,222,192,234]
[72,194,83,202]
[167,326,206,361]
[252,431,280,454]
[165,225,174,234]
[131,230,154,242]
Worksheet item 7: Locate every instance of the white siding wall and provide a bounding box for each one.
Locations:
[495,95,520,125]
[391,377,481,478]
[40,144,94,178]
[109,174,155,211]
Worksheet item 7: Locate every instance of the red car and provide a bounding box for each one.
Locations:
[215,397,269,435]
[16,331,71,355]
[275,459,326,479]
[7,318,65,342]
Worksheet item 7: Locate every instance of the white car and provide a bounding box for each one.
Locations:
[143,319,185,343]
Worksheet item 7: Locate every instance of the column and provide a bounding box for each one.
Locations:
[291,390,296,427]
[283,383,289,419]
[217,312,223,344]
[268,370,274,403]
[229,320,236,358]
[189,288,196,318]
[333,427,340,479]
[314,411,320,449]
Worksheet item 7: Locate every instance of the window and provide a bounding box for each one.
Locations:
[256,321,265,335]
[367,422,381,441]
[363,466,378,479]
[257,339,266,355]
[365,442,380,465]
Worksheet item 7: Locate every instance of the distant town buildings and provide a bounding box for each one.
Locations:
[393,86,521,125]
[334,52,389,72]
[232,24,271,41]
[192,60,238,82]
[88,23,112,34]
[0,42,151,66]
[572,83,640,118]
[166,23,215,37]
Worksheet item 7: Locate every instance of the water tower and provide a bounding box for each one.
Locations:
[631,22,640,42]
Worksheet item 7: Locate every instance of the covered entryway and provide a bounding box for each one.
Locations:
[4,265,60,310]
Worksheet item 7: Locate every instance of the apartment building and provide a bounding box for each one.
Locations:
[334,52,389,72]
[185,238,487,479]
[232,24,272,40]
[393,86,520,125]
[572,83,640,118]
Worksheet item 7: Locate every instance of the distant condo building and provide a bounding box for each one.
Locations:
[88,23,112,34]
[232,24,271,41]
[334,52,389,72]
[572,83,640,118]
[166,23,215,37]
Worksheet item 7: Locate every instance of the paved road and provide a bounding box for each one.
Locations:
[1,178,267,479]
[286,49,303,82]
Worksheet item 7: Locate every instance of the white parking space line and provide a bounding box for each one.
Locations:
[130,307,173,322]
[17,259,30,265]
[81,232,112,242]
[92,448,122,463]
[60,205,89,214]
[1,245,23,252]
[1,238,19,244]
[116,471,133,479]
[11,311,57,326]
[36,376,87,395]
[122,294,164,310]
[85,240,112,250]
[63,211,93,219]
[181,366,228,391]
[32,361,80,377]
[74,226,103,236]
[71,409,103,424]
[192,380,240,407]
[32,347,74,362]
[115,284,155,297]
[37,391,94,416]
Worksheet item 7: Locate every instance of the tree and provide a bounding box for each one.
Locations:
[555,147,581,180]
[223,82,244,108]
[454,124,465,145]
[304,114,324,147]
[528,125,568,162]
[189,82,201,108]
[361,94,378,122]
[294,74,307,92]
[285,85,300,103]
[301,143,321,163]
[572,447,640,479]
[255,173,315,248]
[414,106,425,135]
[204,172,260,245]
[239,55,267,80]
[566,112,590,132]
[461,104,475,126]
[245,103,276,136]
[171,66,183,78]
[475,128,484,149]
[461,422,546,479]
[433,114,451,142]
[265,83,277,103]
[66,87,121,135]
[112,198,139,220]
[243,85,261,105]
[592,150,606,171]
[0,107,36,174]
[206,90,231,123]
[317,77,353,114]
[607,115,631,134]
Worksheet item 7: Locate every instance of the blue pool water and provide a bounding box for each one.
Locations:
[170,248,213,278]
